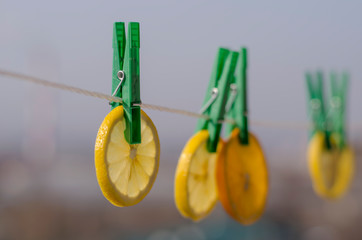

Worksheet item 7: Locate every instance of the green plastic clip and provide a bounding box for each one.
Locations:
[306,71,349,150]
[110,22,141,144]
[329,72,348,148]
[225,47,249,145]
[306,71,332,149]
[196,48,238,152]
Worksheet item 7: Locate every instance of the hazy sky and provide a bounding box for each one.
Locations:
[1,0,362,158]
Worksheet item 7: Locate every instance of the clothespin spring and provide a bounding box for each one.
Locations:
[225,83,237,113]
[199,88,219,114]
[111,70,125,97]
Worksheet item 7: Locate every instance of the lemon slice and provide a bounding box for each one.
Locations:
[95,106,160,207]
[308,132,354,199]
[216,128,268,225]
[174,130,220,221]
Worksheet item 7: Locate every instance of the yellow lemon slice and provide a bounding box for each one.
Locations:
[95,106,160,207]
[174,130,220,221]
[216,128,268,225]
[308,132,354,199]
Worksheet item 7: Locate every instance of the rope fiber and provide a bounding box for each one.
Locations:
[0,69,313,130]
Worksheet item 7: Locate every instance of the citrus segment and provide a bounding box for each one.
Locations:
[308,132,354,199]
[174,130,220,221]
[95,106,160,207]
[216,128,268,225]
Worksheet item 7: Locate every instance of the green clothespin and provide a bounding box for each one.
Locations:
[110,22,141,144]
[196,48,238,152]
[330,72,348,149]
[225,47,249,145]
[306,71,331,149]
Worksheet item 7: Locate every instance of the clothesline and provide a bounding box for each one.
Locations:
[1,68,359,131]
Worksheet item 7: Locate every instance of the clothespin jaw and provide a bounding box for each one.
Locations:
[306,71,331,149]
[330,72,348,148]
[111,22,141,144]
[226,48,249,145]
[196,48,238,152]
[111,22,126,106]
[196,48,229,131]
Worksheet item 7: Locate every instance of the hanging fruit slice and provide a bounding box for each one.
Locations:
[174,130,221,221]
[95,106,160,207]
[308,131,354,199]
[216,128,268,225]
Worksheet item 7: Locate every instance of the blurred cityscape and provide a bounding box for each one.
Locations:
[0,127,361,240]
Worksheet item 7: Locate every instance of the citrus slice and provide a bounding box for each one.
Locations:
[308,131,354,199]
[174,130,220,221]
[95,106,160,207]
[216,128,268,225]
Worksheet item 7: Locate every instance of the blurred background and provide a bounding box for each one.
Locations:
[1,0,362,239]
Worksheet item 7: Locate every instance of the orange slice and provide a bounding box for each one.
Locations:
[216,128,268,225]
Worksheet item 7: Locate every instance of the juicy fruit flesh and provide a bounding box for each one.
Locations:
[106,118,157,198]
[320,149,340,189]
[174,130,219,221]
[187,139,217,215]
[217,129,268,225]
[95,106,160,207]
[308,132,354,199]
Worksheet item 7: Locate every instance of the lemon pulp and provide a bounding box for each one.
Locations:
[95,106,160,207]
[174,130,219,221]
[308,132,354,199]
